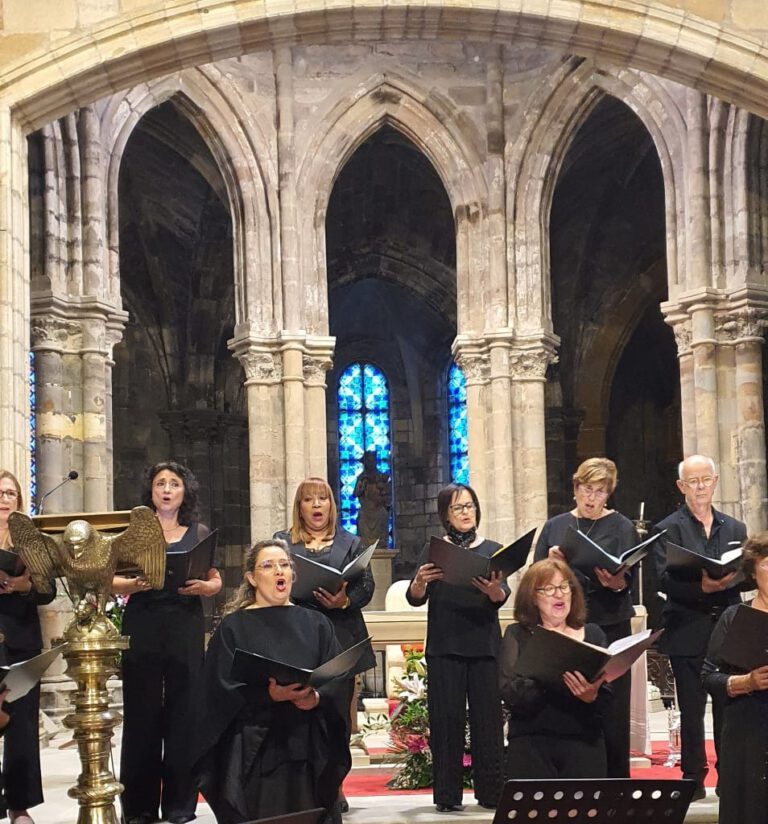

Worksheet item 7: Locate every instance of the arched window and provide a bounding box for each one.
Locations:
[447,362,469,484]
[337,362,393,543]
[29,351,37,506]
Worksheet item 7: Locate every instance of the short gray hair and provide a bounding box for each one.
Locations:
[678,455,717,480]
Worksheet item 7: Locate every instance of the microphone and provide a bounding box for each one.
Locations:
[37,470,79,515]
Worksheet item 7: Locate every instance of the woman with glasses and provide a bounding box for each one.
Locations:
[532,457,637,777]
[195,539,350,824]
[0,470,57,824]
[407,482,507,812]
[702,533,768,824]
[499,559,609,778]
[274,477,375,812]
[112,461,221,824]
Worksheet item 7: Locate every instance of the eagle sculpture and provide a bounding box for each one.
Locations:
[8,506,166,637]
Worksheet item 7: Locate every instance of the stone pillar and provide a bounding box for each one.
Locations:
[454,344,490,525]
[281,338,306,502]
[690,303,721,466]
[303,348,334,479]
[671,318,697,456]
[488,339,516,539]
[730,311,767,532]
[81,318,110,512]
[511,345,556,536]
[0,106,31,482]
[232,340,287,540]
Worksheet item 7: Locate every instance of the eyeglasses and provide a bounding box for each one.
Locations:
[0,490,18,500]
[449,502,476,514]
[536,582,572,597]
[681,476,716,488]
[577,486,609,500]
[255,560,292,573]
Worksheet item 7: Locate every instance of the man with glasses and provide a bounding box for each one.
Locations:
[652,454,747,801]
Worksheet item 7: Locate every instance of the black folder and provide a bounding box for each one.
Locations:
[719,604,768,672]
[512,626,661,689]
[0,548,24,576]
[427,529,536,587]
[562,527,665,576]
[289,542,377,601]
[231,636,372,688]
[164,529,218,591]
[665,541,744,584]
[1,644,67,702]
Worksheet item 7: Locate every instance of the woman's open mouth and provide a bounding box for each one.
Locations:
[275,578,287,592]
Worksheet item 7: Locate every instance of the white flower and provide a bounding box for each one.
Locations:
[397,673,427,702]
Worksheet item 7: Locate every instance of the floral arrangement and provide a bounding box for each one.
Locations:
[387,644,473,790]
[105,593,128,634]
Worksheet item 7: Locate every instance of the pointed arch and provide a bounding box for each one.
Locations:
[294,71,490,336]
[100,68,278,333]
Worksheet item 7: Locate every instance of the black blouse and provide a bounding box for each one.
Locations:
[0,550,57,654]
[534,512,637,627]
[498,622,609,739]
[406,538,510,658]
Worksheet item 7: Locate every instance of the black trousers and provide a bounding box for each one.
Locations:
[3,647,44,810]
[670,654,723,780]
[601,620,632,778]
[120,597,205,819]
[426,654,504,807]
[506,733,607,779]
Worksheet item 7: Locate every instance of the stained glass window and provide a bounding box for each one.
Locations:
[29,351,37,506]
[448,362,469,484]
[337,362,393,545]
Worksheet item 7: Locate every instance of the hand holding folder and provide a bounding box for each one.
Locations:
[665,541,744,587]
[562,527,665,577]
[426,529,536,587]
[289,542,377,602]
[164,529,218,592]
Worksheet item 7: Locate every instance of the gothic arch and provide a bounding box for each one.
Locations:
[508,60,687,338]
[100,69,278,333]
[294,71,490,336]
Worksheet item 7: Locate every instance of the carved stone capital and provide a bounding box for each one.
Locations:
[30,315,83,352]
[510,348,557,380]
[237,349,283,384]
[672,321,692,356]
[303,354,333,387]
[455,351,490,384]
[715,310,767,343]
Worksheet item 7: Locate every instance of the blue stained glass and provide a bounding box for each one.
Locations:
[337,362,393,545]
[448,362,469,484]
[29,351,37,506]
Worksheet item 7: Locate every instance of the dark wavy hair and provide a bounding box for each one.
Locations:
[436,483,481,531]
[742,531,768,582]
[141,461,199,526]
[513,558,587,631]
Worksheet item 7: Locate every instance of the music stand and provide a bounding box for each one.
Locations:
[242,808,326,824]
[493,778,696,823]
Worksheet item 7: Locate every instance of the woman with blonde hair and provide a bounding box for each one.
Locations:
[0,469,57,824]
[194,539,350,823]
[532,457,638,777]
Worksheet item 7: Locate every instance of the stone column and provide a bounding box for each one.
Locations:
[454,343,490,523]
[0,106,31,482]
[303,345,334,479]
[690,303,721,464]
[511,345,556,536]
[81,317,109,512]
[232,340,287,540]
[488,338,516,539]
[281,338,306,502]
[671,317,696,456]
[731,311,767,532]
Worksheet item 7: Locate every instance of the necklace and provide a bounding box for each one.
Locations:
[576,514,598,538]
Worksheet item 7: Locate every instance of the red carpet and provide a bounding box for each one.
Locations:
[342,740,718,797]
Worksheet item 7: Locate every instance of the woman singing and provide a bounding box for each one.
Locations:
[702,532,768,824]
[0,470,57,824]
[499,559,609,778]
[533,457,637,777]
[195,539,350,823]
[407,482,507,812]
[112,461,221,824]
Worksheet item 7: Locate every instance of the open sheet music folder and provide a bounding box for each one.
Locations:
[231,636,372,688]
[289,542,377,601]
[164,529,218,591]
[719,604,768,672]
[562,527,664,576]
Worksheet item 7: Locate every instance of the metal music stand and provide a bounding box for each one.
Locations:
[493,778,696,823]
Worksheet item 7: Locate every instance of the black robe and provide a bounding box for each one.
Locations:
[702,603,768,824]
[194,606,351,824]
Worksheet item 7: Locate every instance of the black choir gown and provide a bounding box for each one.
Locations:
[195,606,351,824]
[702,603,768,824]
[534,511,637,777]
